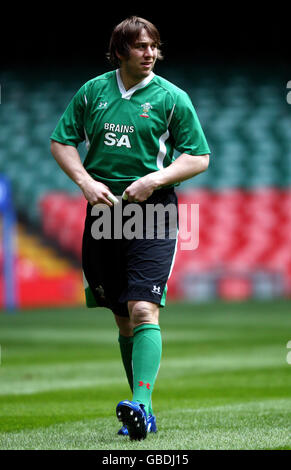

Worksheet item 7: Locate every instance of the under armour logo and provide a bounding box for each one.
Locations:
[138,381,151,389]
[151,285,161,295]
[98,101,108,108]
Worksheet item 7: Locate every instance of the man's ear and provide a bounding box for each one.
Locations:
[115,50,123,61]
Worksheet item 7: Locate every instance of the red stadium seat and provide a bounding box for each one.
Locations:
[218,277,252,300]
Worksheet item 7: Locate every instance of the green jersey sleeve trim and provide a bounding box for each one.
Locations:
[156,103,176,169]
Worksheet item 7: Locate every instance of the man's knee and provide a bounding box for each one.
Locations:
[128,301,159,329]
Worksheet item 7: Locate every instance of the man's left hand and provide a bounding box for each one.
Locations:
[123,173,159,202]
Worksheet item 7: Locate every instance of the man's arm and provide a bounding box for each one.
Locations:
[50,140,114,206]
[124,153,209,202]
[154,153,209,186]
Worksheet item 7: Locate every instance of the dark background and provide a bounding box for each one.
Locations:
[2,3,289,71]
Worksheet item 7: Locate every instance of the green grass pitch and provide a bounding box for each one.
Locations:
[0,300,290,450]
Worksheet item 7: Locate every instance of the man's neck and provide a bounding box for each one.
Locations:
[119,68,144,91]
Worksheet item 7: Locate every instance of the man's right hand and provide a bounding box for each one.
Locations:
[80,178,114,207]
[50,141,115,207]
[50,141,116,207]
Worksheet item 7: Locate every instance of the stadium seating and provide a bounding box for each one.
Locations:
[37,187,291,302]
[0,66,290,303]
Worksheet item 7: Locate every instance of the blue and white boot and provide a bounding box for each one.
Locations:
[116,400,148,441]
[118,413,157,436]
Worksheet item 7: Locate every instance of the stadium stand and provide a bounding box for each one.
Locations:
[1,66,290,305]
[0,223,83,308]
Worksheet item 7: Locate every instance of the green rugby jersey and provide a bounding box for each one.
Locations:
[51,69,210,195]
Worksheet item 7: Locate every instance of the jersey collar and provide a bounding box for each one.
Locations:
[116,69,155,100]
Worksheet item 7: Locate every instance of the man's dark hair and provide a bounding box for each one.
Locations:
[107,16,163,66]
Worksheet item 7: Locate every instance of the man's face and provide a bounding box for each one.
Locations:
[120,28,158,81]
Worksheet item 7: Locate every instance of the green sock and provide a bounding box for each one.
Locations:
[118,334,134,393]
[132,324,162,415]
[118,333,154,415]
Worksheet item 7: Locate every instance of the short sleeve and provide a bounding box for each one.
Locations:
[169,91,210,156]
[50,85,86,147]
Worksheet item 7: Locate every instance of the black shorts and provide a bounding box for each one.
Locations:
[82,188,178,317]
